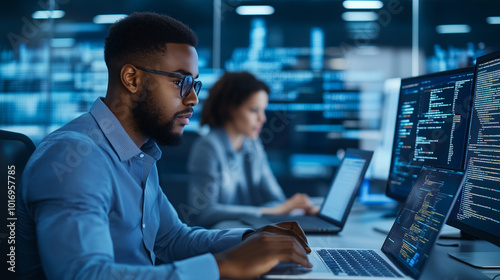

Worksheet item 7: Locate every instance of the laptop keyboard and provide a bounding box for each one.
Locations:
[317,249,402,278]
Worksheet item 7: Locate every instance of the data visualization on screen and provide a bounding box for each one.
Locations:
[448,52,500,247]
[387,68,474,201]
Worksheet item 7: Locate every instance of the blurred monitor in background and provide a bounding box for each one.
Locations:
[358,77,401,205]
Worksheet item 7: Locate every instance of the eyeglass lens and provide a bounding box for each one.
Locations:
[181,76,202,98]
[181,76,193,98]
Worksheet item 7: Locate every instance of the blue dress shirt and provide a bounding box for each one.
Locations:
[18,98,248,280]
[187,127,286,227]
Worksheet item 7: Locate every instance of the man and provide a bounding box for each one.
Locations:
[18,12,312,280]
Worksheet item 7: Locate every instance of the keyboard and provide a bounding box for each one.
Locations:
[317,249,402,277]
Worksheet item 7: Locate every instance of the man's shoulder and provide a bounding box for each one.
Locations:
[30,113,109,166]
[55,112,98,136]
[42,112,104,147]
[39,129,97,152]
[24,116,114,193]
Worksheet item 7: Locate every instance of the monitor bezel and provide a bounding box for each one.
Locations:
[385,67,475,201]
[446,51,500,248]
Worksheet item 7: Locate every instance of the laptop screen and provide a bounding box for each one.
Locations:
[381,166,464,278]
[319,149,373,223]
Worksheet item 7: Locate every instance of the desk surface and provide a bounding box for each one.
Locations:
[214,203,500,280]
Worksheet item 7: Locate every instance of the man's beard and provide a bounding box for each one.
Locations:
[132,88,185,146]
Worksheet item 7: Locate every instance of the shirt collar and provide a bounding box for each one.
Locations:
[89,98,162,162]
[213,127,250,159]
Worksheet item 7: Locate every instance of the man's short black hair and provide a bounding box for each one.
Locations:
[104,12,198,71]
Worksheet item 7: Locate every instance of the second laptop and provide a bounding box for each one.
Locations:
[240,148,373,233]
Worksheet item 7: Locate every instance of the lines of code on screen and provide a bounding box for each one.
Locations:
[383,167,463,276]
[387,70,473,200]
[451,57,500,237]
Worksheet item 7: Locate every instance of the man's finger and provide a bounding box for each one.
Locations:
[274,222,310,251]
[262,223,311,253]
[275,249,313,268]
[261,235,310,262]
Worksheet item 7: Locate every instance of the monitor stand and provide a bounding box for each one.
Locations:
[448,252,500,269]
[440,229,477,240]
[445,231,500,269]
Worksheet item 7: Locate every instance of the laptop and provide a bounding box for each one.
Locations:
[264,166,465,279]
[241,148,373,233]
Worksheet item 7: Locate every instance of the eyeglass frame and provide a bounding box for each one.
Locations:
[134,65,202,98]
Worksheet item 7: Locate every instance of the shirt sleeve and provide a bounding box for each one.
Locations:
[21,133,233,280]
[153,192,250,262]
[187,137,262,227]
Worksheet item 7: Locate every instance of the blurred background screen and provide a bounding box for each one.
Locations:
[1,0,499,205]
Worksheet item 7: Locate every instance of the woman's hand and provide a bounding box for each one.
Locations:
[261,193,316,215]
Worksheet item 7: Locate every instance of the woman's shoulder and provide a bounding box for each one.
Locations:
[192,128,226,153]
[243,136,265,154]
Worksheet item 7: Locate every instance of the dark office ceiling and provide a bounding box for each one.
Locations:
[1,0,499,57]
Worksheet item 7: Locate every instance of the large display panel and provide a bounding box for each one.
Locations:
[447,51,500,268]
[386,68,474,201]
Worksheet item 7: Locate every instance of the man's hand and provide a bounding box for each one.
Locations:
[244,221,311,253]
[214,230,312,279]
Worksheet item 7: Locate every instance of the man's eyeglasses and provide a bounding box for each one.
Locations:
[135,66,202,98]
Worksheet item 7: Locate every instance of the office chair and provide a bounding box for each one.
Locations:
[0,129,36,172]
[0,130,36,269]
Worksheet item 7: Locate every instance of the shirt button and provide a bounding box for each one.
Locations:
[142,223,146,228]
[139,153,144,158]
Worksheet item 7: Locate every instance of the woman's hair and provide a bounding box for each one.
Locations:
[201,71,270,128]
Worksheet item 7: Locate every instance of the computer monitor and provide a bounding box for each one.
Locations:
[447,51,500,268]
[386,67,475,201]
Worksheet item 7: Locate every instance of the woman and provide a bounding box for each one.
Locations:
[187,71,315,227]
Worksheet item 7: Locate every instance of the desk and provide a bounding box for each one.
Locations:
[214,203,499,280]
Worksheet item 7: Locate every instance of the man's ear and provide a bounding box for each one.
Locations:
[120,64,142,94]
